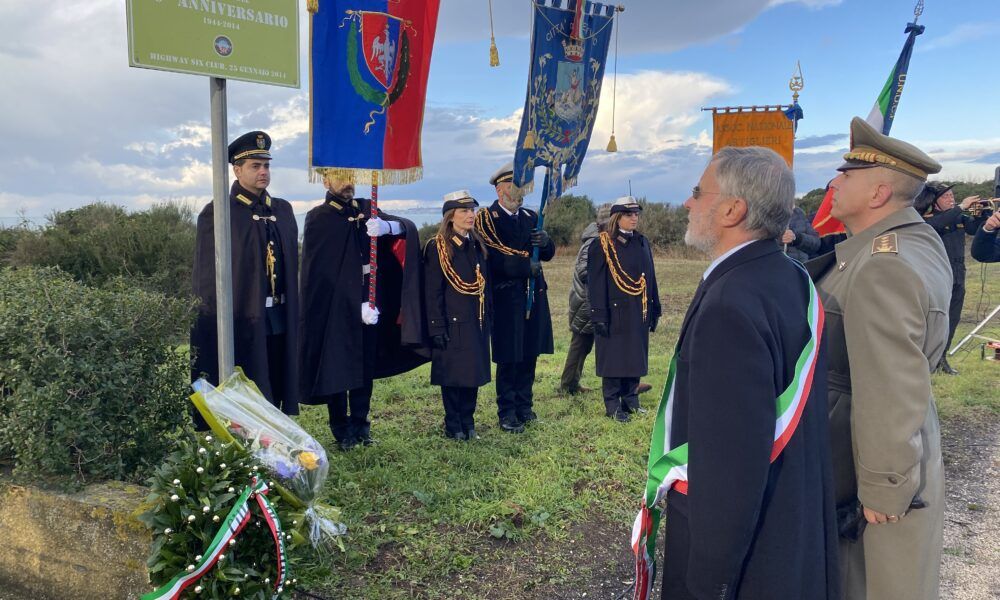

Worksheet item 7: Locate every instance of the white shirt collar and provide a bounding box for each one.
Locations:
[499,202,517,217]
[703,240,755,280]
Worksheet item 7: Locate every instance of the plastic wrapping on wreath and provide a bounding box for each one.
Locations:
[191,369,347,548]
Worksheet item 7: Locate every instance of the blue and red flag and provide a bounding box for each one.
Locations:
[309,0,440,184]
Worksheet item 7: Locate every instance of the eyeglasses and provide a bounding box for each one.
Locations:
[691,186,724,200]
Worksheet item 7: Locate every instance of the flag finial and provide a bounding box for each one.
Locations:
[913,0,924,23]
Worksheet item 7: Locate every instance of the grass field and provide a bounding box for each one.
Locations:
[293,250,1000,599]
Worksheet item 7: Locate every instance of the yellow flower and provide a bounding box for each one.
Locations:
[298,451,319,470]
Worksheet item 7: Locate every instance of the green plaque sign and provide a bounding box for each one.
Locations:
[126,0,300,88]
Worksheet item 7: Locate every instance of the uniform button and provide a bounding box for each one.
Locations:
[452,317,458,321]
[888,476,898,484]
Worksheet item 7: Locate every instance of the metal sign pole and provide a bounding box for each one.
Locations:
[210,76,235,378]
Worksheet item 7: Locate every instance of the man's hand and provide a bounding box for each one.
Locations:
[529,261,542,278]
[781,229,796,245]
[960,195,981,211]
[863,506,900,525]
[593,321,610,337]
[983,212,1000,233]
[649,317,659,333]
[529,228,550,247]
[361,302,380,325]
[431,334,449,350]
[366,217,391,238]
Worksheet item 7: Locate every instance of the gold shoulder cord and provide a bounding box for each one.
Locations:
[475,209,529,257]
[434,235,486,329]
[598,231,647,320]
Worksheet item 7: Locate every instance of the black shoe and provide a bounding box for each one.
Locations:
[499,418,525,434]
[611,411,630,423]
[337,438,359,451]
[636,382,653,394]
[358,434,375,446]
[939,358,959,376]
[445,429,467,441]
[632,406,648,415]
[465,428,480,441]
[518,411,538,425]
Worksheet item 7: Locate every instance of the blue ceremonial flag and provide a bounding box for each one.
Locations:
[866,22,924,135]
[512,0,617,200]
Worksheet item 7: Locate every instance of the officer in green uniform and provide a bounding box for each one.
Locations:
[806,117,950,600]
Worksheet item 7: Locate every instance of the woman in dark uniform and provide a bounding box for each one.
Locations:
[587,196,661,422]
[423,190,492,440]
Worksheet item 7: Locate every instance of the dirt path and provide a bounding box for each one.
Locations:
[940,417,1000,600]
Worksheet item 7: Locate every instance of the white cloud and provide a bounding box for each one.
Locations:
[920,22,999,52]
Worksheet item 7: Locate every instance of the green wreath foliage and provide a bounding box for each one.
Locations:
[138,434,303,599]
[346,18,411,107]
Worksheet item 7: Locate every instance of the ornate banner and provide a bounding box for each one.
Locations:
[309,0,441,185]
[712,109,795,167]
[513,0,616,199]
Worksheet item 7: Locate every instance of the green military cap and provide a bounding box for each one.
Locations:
[489,161,514,186]
[837,117,941,180]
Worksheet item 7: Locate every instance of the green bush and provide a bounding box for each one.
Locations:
[417,221,439,247]
[799,187,828,217]
[8,202,197,298]
[637,199,689,249]
[0,267,195,484]
[543,194,596,246]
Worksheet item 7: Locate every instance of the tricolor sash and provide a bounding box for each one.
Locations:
[142,477,289,600]
[630,267,824,600]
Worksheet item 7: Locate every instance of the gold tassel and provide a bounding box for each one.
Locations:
[306,0,318,13]
[523,130,536,150]
[489,36,500,67]
[606,133,617,153]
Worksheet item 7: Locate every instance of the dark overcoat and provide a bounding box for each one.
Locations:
[971,225,1000,262]
[190,182,300,414]
[298,194,428,402]
[423,234,492,388]
[476,200,554,363]
[661,240,838,600]
[587,230,660,378]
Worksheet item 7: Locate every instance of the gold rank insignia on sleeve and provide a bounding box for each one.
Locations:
[491,210,499,218]
[617,235,628,244]
[872,233,898,255]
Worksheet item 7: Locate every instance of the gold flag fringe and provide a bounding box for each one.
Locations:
[310,166,423,186]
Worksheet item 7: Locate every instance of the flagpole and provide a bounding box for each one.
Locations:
[369,171,378,310]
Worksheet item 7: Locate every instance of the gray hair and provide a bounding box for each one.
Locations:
[712,146,795,239]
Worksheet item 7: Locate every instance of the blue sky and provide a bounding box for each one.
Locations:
[1,0,998,227]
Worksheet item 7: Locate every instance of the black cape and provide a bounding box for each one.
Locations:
[190,182,300,415]
[298,194,428,402]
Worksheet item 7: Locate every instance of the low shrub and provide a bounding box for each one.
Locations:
[0,267,195,484]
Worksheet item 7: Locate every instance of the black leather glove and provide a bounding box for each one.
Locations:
[529,228,550,247]
[649,317,659,333]
[431,333,449,350]
[593,321,610,337]
[529,261,542,278]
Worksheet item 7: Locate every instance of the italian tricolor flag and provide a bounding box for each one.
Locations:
[812,20,926,237]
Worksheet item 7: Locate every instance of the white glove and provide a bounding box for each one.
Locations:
[366,217,391,238]
[361,302,380,325]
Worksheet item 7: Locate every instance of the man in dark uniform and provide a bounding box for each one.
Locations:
[917,182,987,374]
[474,162,555,433]
[971,209,1000,262]
[298,175,427,451]
[190,130,299,416]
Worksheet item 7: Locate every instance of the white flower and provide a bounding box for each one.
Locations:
[205,435,213,442]
[187,515,196,522]
[202,506,211,513]
[172,479,181,485]
[233,587,240,595]
[213,516,220,523]
[228,539,235,546]
[163,528,172,534]
[219,463,227,469]
[186,564,195,572]
[170,494,179,502]
[195,555,202,561]
[228,487,235,493]
[194,585,203,593]
[197,447,206,454]
[196,467,204,474]
[218,553,226,561]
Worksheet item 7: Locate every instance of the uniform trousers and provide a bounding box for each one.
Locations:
[602,376,639,417]
[946,265,965,351]
[323,381,373,443]
[559,331,594,392]
[441,386,478,436]
[496,359,537,422]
